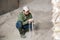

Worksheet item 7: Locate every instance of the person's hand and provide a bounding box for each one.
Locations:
[28,19,34,23]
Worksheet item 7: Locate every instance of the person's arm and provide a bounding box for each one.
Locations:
[23,20,28,25]
[18,13,28,25]
[29,13,33,19]
[23,13,33,25]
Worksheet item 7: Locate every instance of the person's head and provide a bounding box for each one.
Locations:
[23,6,30,15]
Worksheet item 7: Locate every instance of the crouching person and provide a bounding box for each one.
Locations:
[16,6,33,38]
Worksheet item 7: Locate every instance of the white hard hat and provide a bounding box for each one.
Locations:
[23,6,29,11]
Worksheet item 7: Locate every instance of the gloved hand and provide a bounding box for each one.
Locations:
[28,19,34,23]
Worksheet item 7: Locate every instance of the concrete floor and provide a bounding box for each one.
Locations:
[0,0,54,40]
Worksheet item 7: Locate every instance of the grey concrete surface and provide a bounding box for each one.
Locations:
[0,0,53,40]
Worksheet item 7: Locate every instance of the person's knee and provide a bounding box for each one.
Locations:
[24,24,32,30]
[16,21,22,29]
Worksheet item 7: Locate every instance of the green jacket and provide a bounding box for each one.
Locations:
[18,12,32,25]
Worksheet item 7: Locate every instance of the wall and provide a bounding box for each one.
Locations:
[0,0,19,15]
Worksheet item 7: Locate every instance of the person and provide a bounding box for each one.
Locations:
[16,6,33,38]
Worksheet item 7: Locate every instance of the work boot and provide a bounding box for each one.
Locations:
[20,29,26,38]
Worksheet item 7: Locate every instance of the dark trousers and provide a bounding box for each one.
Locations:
[16,21,32,35]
